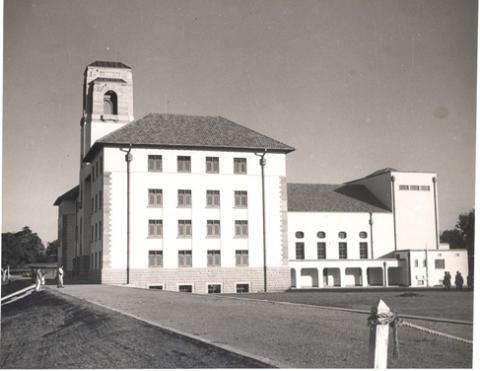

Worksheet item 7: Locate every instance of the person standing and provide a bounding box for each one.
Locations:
[57,265,64,288]
[455,271,464,290]
[35,269,43,291]
[443,271,451,290]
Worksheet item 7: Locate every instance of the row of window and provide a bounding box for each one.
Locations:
[90,251,102,269]
[148,155,248,174]
[413,259,445,269]
[166,283,249,294]
[148,189,248,208]
[295,242,369,260]
[399,184,431,191]
[148,249,249,268]
[91,221,103,242]
[91,156,104,183]
[148,219,248,238]
[91,191,103,214]
[295,231,368,239]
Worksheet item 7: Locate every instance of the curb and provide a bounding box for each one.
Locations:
[48,288,282,368]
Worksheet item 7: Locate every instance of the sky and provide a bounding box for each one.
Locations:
[2,0,477,244]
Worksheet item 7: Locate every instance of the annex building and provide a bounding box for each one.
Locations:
[54,61,468,293]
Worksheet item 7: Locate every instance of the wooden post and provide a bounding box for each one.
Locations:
[368,299,391,368]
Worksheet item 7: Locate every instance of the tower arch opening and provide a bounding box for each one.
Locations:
[103,90,118,115]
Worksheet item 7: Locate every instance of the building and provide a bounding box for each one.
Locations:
[54,61,468,293]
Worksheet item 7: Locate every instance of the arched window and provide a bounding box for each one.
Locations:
[338,231,347,239]
[295,231,304,239]
[317,231,326,239]
[359,231,368,239]
[104,91,118,115]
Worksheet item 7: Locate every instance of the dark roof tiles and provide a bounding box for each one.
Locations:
[88,61,131,69]
[94,113,294,152]
[53,185,79,206]
[287,183,390,213]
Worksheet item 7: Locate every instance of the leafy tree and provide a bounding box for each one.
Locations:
[440,229,465,249]
[46,239,59,260]
[441,209,475,280]
[1,226,45,268]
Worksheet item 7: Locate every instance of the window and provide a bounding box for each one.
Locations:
[339,242,347,259]
[399,185,409,190]
[234,158,247,174]
[235,250,249,266]
[148,155,162,172]
[99,191,103,210]
[206,190,220,207]
[91,197,94,213]
[178,190,192,207]
[295,242,305,260]
[177,156,191,172]
[208,284,222,294]
[178,250,192,267]
[148,250,163,267]
[148,189,163,207]
[99,221,102,241]
[206,157,219,173]
[359,231,368,239]
[435,259,445,269]
[207,250,221,266]
[149,285,163,290]
[236,283,249,293]
[148,220,163,237]
[95,223,98,241]
[91,225,94,242]
[207,220,221,237]
[178,285,192,292]
[178,220,192,237]
[410,185,420,191]
[317,242,326,259]
[423,259,426,267]
[414,259,419,267]
[234,191,248,207]
[103,91,118,115]
[295,231,304,239]
[99,251,102,269]
[234,220,248,237]
[338,231,347,239]
[359,242,368,259]
[317,231,326,239]
[420,185,431,191]
[95,194,98,212]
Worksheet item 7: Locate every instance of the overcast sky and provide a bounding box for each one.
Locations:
[2,0,476,243]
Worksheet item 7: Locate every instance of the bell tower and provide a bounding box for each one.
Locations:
[80,61,134,160]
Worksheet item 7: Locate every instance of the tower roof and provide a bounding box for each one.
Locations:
[88,61,131,69]
[84,113,295,161]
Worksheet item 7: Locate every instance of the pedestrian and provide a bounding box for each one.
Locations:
[455,271,464,290]
[56,265,64,288]
[35,269,43,291]
[443,271,451,290]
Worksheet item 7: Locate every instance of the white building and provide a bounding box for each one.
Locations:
[55,61,468,293]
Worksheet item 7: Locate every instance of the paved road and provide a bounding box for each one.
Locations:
[52,284,472,368]
[1,289,270,369]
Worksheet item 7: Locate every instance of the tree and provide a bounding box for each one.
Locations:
[441,209,475,280]
[440,229,465,250]
[46,239,59,260]
[1,226,45,268]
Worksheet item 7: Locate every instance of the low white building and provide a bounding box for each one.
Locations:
[288,169,468,288]
[55,61,469,293]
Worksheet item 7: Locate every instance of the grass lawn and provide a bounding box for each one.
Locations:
[226,289,473,321]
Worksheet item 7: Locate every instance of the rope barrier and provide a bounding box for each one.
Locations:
[367,309,472,360]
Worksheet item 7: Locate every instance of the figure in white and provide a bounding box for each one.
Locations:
[35,269,43,291]
[57,265,64,288]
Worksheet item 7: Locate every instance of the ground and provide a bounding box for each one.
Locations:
[0,282,474,368]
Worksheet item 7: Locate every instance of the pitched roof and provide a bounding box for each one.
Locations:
[53,186,79,206]
[287,183,390,213]
[88,61,131,69]
[85,113,294,160]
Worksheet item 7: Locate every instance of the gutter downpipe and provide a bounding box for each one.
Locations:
[369,212,374,259]
[390,175,398,251]
[120,145,133,285]
[432,177,439,249]
[255,149,268,292]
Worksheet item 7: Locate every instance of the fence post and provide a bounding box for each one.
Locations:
[368,299,391,368]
